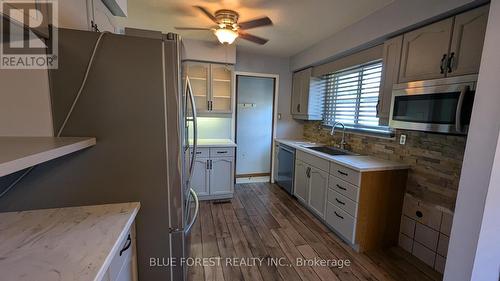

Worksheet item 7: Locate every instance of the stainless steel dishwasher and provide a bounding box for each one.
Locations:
[275,143,295,195]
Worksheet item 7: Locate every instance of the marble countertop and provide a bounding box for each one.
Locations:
[275,139,409,172]
[0,202,140,281]
[189,138,237,147]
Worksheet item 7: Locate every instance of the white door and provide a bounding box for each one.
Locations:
[210,157,234,195]
[294,160,309,203]
[191,158,209,196]
[308,167,328,219]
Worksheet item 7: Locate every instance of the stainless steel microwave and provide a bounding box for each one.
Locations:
[389,75,478,135]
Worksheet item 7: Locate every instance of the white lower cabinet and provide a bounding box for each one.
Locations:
[191,158,210,196]
[308,167,328,218]
[192,147,234,200]
[102,224,138,281]
[294,157,328,219]
[294,160,309,203]
[326,202,356,243]
[210,157,234,195]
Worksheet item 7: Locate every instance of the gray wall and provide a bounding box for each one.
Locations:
[445,0,500,279]
[290,0,488,71]
[235,48,303,139]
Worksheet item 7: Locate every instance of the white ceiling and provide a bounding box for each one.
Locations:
[116,0,394,57]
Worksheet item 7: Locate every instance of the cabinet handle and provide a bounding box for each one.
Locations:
[337,170,348,176]
[334,211,344,220]
[206,160,210,169]
[306,167,311,178]
[119,234,132,256]
[376,99,380,116]
[217,151,227,154]
[336,184,347,191]
[335,198,345,205]
[196,151,202,154]
[447,52,455,73]
[210,160,213,169]
[207,100,210,111]
[210,101,213,111]
[297,104,301,113]
[440,54,448,74]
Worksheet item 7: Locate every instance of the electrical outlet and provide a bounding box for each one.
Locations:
[400,134,407,145]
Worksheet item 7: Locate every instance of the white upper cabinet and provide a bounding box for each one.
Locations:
[448,5,489,76]
[101,0,127,17]
[291,68,323,120]
[378,36,403,126]
[398,5,489,83]
[184,62,234,116]
[399,18,454,82]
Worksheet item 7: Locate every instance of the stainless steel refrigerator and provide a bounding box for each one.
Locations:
[0,28,199,281]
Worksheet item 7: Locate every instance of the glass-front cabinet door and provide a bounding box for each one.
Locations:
[184,62,210,113]
[210,64,233,114]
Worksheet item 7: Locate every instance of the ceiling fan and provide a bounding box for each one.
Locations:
[175,6,272,45]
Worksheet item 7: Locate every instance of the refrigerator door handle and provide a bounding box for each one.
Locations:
[186,76,198,186]
[184,188,199,234]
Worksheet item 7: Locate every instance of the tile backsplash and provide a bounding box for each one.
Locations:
[303,121,467,211]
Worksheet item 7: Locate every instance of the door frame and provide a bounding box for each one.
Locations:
[233,71,280,182]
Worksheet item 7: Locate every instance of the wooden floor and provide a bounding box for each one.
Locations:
[188,182,443,281]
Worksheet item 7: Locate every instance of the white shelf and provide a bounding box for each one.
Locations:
[0,137,96,177]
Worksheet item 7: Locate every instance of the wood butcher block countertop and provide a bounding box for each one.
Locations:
[0,202,140,281]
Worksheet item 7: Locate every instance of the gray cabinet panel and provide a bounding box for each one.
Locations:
[399,18,453,82]
[191,158,209,196]
[308,167,328,218]
[379,36,403,126]
[294,160,308,203]
[448,5,489,77]
[291,68,323,120]
[209,157,234,195]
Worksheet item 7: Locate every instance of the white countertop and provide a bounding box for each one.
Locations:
[0,202,140,281]
[0,137,96,177]
[276,139,409,172]
[190,138,237,147]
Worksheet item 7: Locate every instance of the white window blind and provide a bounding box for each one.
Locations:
[323,61,383,128]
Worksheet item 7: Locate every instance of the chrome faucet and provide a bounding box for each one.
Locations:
[330,121,347,150]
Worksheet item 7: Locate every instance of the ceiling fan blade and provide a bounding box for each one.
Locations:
[193,5,218,23]
[174,27,212,30]
[238,31,269,45]
[238,16,272,30]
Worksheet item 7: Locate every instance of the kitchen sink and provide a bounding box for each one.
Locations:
[305,146,357,156]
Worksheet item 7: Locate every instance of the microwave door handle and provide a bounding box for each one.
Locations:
[455,85,469,133]
[186,77,198,184]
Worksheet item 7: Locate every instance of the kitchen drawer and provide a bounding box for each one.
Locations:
[109,229,134,281]
[330,162,361,186]
[328,188,358,217]
[329,175,359,202]
[191,148,209,158]
[210,147,234,157]
[326,202,356,243]
[296,150,329,171]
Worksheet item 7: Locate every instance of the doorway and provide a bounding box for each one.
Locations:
[235,73,278,183]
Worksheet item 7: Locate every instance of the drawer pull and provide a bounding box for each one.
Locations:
[196,152,202,154]
[334,211,344,220]
[335,198,345,205]
[336,184,347,191]
[119,234,132,256]
[337,170,348,176]
[217,151,228,154]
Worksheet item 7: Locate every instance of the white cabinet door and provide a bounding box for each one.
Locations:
[191,158,209,196]
[209,157,234,195]
[308,166,328,218]
[379,35,403,126]
[291,71,302,115]
[448,5,489,76]
[399,18,453,82]
[210,64,233,114]
[294,160,309,203]
[185,62,211,113]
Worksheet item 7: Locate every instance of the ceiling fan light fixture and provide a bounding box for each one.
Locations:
[214,28,238,44]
